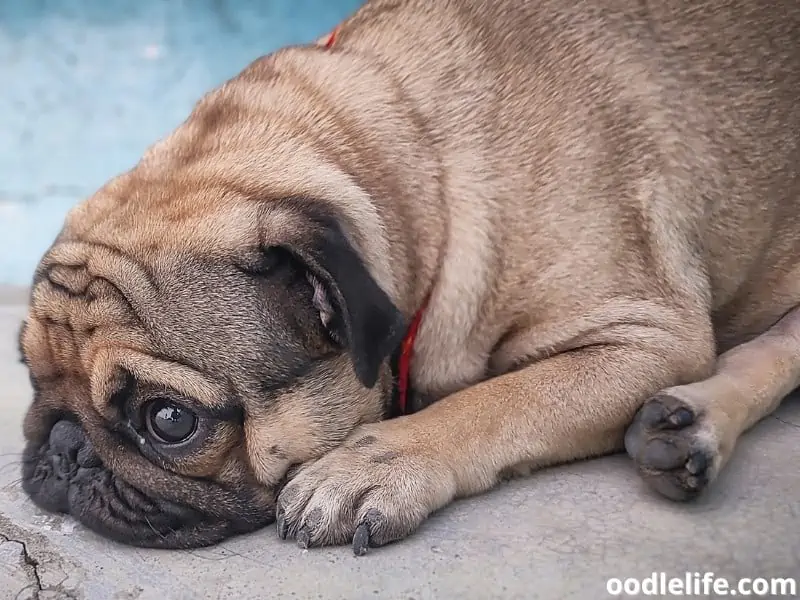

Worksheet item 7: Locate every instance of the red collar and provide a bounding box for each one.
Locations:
[321,25,425,415]
[322,26,340,49]
[396,300,428,415]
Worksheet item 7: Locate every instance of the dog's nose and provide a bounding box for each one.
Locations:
[48,419,101,468]
[48,420,84,455]
[76,439,101,468]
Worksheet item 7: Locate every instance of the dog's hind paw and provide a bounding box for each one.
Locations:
[625,392,723,501]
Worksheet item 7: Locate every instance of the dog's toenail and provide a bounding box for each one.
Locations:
[297,526,311,548]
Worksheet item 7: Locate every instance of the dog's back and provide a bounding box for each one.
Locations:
[335,0,800,351]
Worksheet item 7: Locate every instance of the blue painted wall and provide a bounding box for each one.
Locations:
[0,0,363,285]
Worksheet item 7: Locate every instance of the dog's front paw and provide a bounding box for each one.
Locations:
[276,422,456,555]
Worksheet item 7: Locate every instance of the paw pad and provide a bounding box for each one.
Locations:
[625,393,719,501]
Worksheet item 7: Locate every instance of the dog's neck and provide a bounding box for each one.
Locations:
[313,25,456,407]
[314,23,448,312]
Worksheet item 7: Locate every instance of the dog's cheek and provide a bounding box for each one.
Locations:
[165,422,242,479]
[244,410,314,488]
[211,453,273,507]
[242,367,387,488]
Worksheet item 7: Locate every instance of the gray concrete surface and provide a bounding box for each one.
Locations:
[0,291,798,600]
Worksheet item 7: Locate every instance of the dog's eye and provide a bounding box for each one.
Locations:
[144,399,198,445]
[237,246,283,276]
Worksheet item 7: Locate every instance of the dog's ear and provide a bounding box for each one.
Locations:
[276,206,407,389]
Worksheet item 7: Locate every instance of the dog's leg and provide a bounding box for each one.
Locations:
[625,305,800,501]
[277,321,715,553]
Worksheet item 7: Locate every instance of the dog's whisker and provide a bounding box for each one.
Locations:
[144,515,167,541]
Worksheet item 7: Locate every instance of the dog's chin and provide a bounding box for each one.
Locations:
[21,420,274,549]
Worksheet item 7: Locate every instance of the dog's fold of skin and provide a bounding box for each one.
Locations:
[17,0,800,553]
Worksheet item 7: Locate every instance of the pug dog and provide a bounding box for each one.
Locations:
[17,0,800,555]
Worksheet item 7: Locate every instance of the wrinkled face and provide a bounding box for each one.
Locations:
[18,171,405,548]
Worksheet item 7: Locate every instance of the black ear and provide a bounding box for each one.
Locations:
[282,208,407,389]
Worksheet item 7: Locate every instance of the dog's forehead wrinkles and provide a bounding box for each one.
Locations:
[38,241,157,316]
[23,240,181,417]
[26,246,152,377]
[97,350,228,411]
[45,264,94,297]
[60,164,264,259]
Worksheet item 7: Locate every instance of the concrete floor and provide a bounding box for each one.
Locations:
[0,290,798,599]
